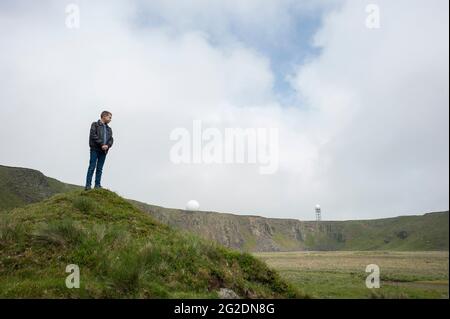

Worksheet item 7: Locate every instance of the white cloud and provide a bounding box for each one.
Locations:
[0,0,448,220]
[290,0,449,219]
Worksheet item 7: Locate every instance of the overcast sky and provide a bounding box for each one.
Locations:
[0,0,448,220]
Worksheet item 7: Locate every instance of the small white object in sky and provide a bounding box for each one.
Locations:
[186,200,200,211]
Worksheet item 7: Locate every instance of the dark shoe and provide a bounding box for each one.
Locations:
[84,186,91,191]
[94,185,102,189]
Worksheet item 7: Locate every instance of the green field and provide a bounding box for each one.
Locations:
[254,251,449,299]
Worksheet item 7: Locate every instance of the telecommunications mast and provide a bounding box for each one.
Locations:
[315,204,321,223]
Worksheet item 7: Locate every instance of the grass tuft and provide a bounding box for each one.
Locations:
[31,219,84,248]
[72,196,96,213]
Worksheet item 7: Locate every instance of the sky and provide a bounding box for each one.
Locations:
[0,0,448,220]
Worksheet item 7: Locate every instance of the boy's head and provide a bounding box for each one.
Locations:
[100,111,112,124]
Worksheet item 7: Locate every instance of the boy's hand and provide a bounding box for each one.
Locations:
[101,145,109,151]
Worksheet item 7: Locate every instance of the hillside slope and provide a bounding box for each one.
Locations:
[0,189,302,298]
[0,165,81,211]
[1,165,448,253]
[133,202,449,252]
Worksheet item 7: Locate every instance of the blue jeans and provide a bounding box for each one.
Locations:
[85,149,107,188]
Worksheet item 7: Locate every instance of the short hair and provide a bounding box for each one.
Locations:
[101,111,112,118]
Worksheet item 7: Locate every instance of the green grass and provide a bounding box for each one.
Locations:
[0,189,304,299]
[328,214,450,251]
[254,251,449,299]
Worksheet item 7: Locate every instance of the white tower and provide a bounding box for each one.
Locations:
[315,204,321,222]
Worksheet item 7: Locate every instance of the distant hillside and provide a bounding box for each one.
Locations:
[0,165,81,211]
[0,189,301,298]
[132,201,449,252]
[1,165,448,252]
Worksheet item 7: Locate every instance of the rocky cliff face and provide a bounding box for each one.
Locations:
[130,201,449,252]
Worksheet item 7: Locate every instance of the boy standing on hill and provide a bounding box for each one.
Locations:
[85,111,114,190]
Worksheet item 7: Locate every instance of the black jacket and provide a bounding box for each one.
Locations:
[89,120,113,152]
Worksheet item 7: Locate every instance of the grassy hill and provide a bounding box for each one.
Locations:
[0,188,302,298]
[0,165,81,211]
[310,213,449,251]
